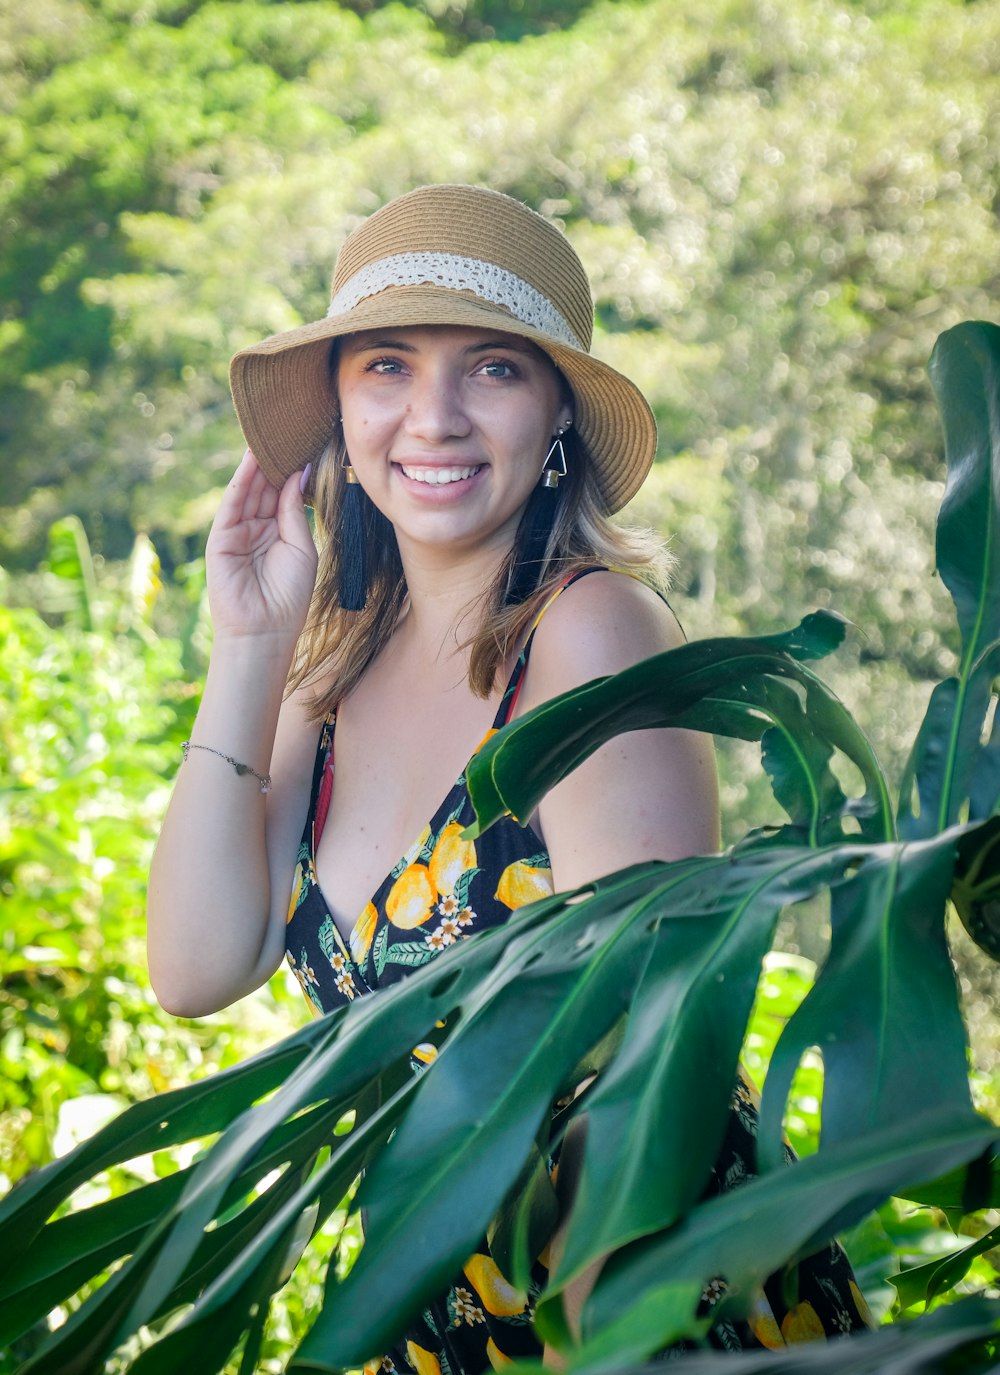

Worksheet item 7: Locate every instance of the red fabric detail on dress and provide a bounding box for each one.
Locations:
[314,747,334,847]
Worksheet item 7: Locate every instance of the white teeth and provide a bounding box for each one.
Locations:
[400,465,481,485]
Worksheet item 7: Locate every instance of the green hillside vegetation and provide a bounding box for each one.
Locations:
[3,0,1000,1368]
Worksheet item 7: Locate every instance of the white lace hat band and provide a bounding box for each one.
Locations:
[326,251,585,350]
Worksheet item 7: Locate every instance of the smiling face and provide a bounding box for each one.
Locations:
[336,325,573,566]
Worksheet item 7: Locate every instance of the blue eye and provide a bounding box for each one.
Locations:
[367,357,404,374]
[479,359,519,379]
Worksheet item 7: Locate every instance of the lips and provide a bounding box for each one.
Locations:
[399,464,483,485]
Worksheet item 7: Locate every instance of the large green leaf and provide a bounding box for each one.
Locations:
[758,832,973,1172]
[0,1099,345,1342]
[466,614,892,847]
[891,1216,1000,1310]
[900,322,1000,837]
[294,865,691,1368]
[576,1113,999,1372]
[121,1084,421,1375]
[542,847,864,1327]
[588,1297,1000,1373]
[0,1012,338,1287]
[0,919,516,1369]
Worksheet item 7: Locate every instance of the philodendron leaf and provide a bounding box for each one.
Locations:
[951,811,1000,961]
[574,1112,998,1373]
[0,1099,346,1344]
[120,1083,420,1375]
[540,845,865,1334]
[466,614,892,845]
[900,321,1000,837]
[896,1145,1000,1215]
[930,322,1000,666]
[296,863,706,1368]
[759,832,971,1173]
[0,914,521,1372]
[891,1216,1000,1311]
[0,1012,338,1287]
[566,1297,1000,1374]
[755,679,848,845]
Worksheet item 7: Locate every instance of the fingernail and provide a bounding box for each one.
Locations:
[299,463,312,494]
[243,446,253,460]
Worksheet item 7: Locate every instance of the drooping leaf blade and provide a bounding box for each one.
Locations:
[466,615,891,845]
[891,1216,1000,1310]
[544,846,864,1313]
[900,321,1000,836]
[576,1113,999,1373]
[758,833,973,1173]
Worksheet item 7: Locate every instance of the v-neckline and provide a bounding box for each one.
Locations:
[309,732,474,955]
[302,567,602,956]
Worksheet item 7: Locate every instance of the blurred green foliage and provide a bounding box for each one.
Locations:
[2,0,1000,1364]
[0,520,303,1181]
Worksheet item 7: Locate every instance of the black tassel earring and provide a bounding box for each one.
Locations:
[338,448,369,611]
[505,427,568,607]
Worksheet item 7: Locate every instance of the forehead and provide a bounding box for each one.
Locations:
[339,323,554,362]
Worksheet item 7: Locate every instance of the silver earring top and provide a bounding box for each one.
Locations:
[542,433,568,488]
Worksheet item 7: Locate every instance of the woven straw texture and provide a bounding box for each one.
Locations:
[229,185,656,514]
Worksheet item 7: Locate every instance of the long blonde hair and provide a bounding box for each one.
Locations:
[287,429,673,718]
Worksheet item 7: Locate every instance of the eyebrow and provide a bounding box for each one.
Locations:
[343,336,540,358]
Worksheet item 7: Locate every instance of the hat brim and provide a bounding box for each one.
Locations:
[229,286,656,514]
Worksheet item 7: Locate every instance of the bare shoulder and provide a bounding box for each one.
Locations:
[516,571,686,713]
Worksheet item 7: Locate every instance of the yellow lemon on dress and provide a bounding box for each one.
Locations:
[747,1293,784,1350]
[350,902,378,963]
[286,864,305,923]
[780,1300,825,1343]
[849,1279,873,1326]
[485,1337,513,1370]
[401,822,432,870]
[428,821,477,898]
[405,1342,442,1375]
[386,864,435,928]
[496,860,554,910]
[462,1254,528,1317]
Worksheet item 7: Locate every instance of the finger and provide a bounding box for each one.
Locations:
[233,450,282,524]
[217,449,261,520]
[276,468,317,553]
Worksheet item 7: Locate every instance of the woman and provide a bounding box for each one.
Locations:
[147,185,868,1369]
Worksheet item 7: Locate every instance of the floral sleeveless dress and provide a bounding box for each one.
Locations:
[284,574,873,1374]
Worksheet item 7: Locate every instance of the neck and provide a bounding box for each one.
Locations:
[393,534,512,665]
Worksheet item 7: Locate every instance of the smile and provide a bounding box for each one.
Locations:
[399,464,483,485]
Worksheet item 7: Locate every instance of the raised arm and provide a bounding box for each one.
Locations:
[146,451,319,1017]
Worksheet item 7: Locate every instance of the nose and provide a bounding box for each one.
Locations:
[402,370,472,443]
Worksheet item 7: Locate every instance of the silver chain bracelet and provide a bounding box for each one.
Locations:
[180,741,271,794]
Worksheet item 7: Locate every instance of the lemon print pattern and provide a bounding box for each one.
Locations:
[462,1255,528,1317]
[351,902,378,964]
[429,821,478,897]
[282,572,871,1372]
[485,1337,513,1371]
[386,863,437,928]
[495,858,553,910]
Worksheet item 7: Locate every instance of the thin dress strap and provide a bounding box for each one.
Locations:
[496,567,606,728]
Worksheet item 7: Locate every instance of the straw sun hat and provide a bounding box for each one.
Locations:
[229,184,657,515]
